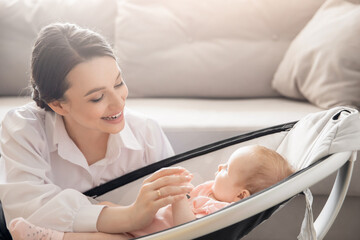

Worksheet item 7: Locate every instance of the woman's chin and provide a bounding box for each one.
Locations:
[107,122,126,134]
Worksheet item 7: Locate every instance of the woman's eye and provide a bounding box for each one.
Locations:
[90,94,104,103]
[114,82,123,88]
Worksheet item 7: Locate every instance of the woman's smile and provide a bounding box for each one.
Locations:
[102,111,122,120]
[101,111,124,124]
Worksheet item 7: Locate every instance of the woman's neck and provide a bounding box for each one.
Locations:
[62,116,109,165]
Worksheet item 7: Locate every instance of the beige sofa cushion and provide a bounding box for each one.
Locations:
[0,0,118,96]
[272,0,360,110]
[124,98,322,153]
[115,0,325,98]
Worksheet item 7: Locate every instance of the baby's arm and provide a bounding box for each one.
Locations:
[172,196,196,226]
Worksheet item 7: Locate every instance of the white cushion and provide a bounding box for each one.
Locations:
[272,0,360,110]
[115,0,325,98]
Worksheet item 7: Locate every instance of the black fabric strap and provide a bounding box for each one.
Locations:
[0,202,12,240]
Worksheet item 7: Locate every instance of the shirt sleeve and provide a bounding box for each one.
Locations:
[0,109,104,232]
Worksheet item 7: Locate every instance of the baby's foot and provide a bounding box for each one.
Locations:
[9,217,64,240]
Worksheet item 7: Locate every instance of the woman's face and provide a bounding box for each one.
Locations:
[54,56,128,136]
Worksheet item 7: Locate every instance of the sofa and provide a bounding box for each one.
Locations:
[1,0,359,239]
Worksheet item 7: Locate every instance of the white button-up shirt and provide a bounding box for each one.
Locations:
[0,102,174,232]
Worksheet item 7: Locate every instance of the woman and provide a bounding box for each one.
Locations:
[0,23,193,238]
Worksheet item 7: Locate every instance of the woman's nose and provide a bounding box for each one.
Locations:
[109,92,125,109]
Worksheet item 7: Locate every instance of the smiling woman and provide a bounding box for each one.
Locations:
[0,23,194,239]
[50,57,128,145]
[31,24,129,165]
[30,24,116,112]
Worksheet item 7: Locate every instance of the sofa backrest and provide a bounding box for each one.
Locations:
[116,0,325,98]
[0,0,325,98]
[0,0,118,96]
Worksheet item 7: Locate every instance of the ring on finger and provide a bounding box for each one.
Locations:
[157,189,161,198]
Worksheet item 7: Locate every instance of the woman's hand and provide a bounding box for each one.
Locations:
[97,201,120,207]
[96,167,193,234]
[129,167,193,230]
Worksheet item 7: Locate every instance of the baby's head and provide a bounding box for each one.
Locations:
[211,145,294,203]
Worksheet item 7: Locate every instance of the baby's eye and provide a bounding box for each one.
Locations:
[90,94,104,103]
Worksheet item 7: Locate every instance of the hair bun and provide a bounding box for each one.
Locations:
[31,81,51,111]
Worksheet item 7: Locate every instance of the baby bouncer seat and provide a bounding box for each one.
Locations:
[83,106,360,239]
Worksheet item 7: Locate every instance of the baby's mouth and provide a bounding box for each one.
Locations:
[102,112,122,120]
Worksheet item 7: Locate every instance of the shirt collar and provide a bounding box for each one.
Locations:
[44,110,58,152]
[118,114,143,151]
[46,112,89,170]
[106,110,143,158]
[45,109,143,164]
[46,112,69,151]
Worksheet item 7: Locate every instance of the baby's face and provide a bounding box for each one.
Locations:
[212,146,257,202]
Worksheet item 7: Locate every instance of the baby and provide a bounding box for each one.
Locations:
[9,145,294,239]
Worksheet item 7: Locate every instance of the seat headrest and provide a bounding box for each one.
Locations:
[277,107,360,170]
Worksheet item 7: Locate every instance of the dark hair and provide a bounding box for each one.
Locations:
[31,23,116,111]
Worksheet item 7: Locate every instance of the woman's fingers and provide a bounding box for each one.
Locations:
[156,185,193,199]
[129,168,193,229]
[141,167,193,201]
[140,174,192,200]
[131,166,193,226]
[143,167,190,184]
[153,194,189,210]
[150,173,193,191]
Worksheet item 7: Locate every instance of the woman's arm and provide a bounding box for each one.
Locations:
[0,109,105,232]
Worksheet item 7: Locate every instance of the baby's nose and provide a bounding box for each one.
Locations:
[218,164,225,171]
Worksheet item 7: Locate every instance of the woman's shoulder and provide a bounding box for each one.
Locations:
[4,102,44,119]
[1,102,49,132]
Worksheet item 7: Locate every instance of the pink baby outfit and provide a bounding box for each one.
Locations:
[129,181,231,238]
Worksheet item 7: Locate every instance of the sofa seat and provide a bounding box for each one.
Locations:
[0,96,322,154]
[126,98,322,153]
[3,96,358,194]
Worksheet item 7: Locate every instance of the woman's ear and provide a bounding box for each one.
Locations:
[48,100,68,116]
[234,189,250,201]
